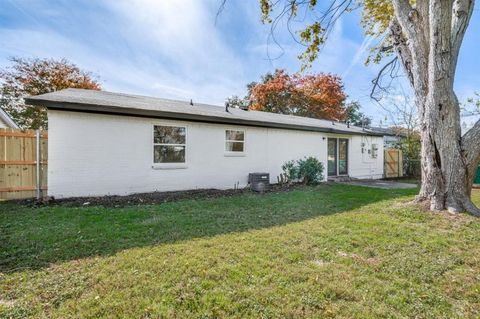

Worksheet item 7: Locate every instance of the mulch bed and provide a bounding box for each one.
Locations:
[14,183,312,208]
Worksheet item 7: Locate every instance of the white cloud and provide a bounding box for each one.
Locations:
[0,0,253,106]
[100,0,247,103]
[0,0,407,121]
[341,35,376,79]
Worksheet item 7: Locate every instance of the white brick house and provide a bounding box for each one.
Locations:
[26,89,385,198]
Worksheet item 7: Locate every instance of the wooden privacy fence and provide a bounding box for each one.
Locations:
[384,148,403,178]
[0,128,47,200]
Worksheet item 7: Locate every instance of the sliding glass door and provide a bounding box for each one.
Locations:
[327,138,348,176]
[328,138,337,176]
[338,139,348,175]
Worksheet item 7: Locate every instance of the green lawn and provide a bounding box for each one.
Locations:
[1,184,479,318]
[472,187,480,204]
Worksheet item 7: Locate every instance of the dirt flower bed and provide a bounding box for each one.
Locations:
[16,183,311,208]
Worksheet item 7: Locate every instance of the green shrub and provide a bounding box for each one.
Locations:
[281,156,324,185]
[297,157,324,185]
[281,160,298,182]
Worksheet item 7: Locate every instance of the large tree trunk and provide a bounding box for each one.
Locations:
[419,83,479,214]
[391,0,480,215]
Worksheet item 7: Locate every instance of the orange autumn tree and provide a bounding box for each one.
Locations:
[249,69,347,121]
[0,57,101,129]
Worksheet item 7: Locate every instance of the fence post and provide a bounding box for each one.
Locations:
[36,129,41,200]
[397,150,400,178]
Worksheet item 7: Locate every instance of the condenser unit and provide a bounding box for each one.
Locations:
[248,173,271,192]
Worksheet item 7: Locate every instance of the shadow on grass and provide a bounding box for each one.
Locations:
[0,184,417,273]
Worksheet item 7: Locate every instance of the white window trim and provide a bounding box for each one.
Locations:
[224,129,246,157]
[152,123,188,169]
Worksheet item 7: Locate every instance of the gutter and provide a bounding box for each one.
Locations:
[25,98,384,137]
[0,108,20,129]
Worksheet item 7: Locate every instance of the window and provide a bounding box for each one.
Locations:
[225,130,245,152]
[153,125,186,163]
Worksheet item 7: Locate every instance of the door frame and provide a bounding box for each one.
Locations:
[327,137,349,177]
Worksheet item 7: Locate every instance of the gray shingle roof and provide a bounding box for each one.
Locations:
[370,126,407,137]
[25,88,383,136]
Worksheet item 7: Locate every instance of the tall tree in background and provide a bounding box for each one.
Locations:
[228,69,347,121]
[251,1,479,215]
[226,81,257,110]
[0,57,101,129]
[345,101,372,127]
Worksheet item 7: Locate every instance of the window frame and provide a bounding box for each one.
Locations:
[224,129,246,156]
[152,123,188,169]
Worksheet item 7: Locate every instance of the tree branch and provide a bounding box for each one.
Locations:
[415,0,430,60]
[216,0,228,24]
[390,1,429,102]
[389,19,414,88]
[370,57,399,101]
[391,0,416,40]
[451,0,475,72]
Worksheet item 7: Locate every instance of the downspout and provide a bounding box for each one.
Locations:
[35,129,41,200]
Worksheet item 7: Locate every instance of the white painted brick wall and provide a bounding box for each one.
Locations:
[48,110,384,198]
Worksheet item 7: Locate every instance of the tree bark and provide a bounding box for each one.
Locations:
[390,0,480,215]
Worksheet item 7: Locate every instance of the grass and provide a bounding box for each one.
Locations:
[0,184,479,318]
[472,187,480,204]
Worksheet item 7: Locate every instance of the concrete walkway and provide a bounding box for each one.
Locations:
[341,179,418,189]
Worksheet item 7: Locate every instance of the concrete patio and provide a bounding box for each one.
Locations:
[340,179,418,189]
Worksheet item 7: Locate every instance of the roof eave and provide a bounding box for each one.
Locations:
[25,97,384,137]
[0,108,20,129]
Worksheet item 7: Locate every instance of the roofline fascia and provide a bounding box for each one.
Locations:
[25,98,384,137]
[0,108,19,129]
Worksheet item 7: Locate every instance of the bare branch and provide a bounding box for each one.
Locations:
[215,0,228,25]
[376,85,419,130]
[389,19,414,88]
[370,57,399,102]
[249,0,357,67]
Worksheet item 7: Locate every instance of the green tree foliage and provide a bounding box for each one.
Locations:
[345,101,372,127]
[257,0,416,67]
[225,81,257,109]
[391,126,421,176]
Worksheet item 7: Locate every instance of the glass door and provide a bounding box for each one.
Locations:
[327,138,337,176]
[338,139,348,175]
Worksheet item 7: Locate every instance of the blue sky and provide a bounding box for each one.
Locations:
[0,0,479,126]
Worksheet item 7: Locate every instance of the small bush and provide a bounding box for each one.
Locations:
[297,157,324,185]
[281,160,298,182]
[280,156,324,185]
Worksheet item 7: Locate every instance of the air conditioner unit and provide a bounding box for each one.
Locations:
[248,173,271,192]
